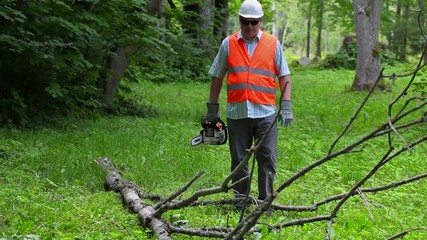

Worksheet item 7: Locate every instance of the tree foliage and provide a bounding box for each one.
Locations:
[1,0,426,126]
[0,0,211,126]
[0,0,148,125]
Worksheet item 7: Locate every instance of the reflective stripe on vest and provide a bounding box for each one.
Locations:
[227,32,277,105]
[228,66,277,79]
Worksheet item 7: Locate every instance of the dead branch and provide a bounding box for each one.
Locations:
[97,76,425,239]
[227,194,275,239]
[97,157,173,240]
[330,136,427,217]
[96,27,427,240]
[97,130,426,239]
[272,215,332,229]
[328,69,385,155]
[169,226,230,238]
[175,170,427,214]
[278,172,427,212]
[154,171,204,215]
[387,227,427,240]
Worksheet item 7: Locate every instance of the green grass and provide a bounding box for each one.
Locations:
[1,68,426,239]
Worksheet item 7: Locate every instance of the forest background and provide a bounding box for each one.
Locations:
[1,0,426,124]
[0,0,426,239]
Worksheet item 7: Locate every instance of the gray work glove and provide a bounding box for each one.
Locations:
[279,100,293,127]
[205,102,219,122]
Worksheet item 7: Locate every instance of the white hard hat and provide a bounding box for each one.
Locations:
[238,0,264,18]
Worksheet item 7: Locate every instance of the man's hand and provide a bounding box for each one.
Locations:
[205,102,219,122]
[279,100,293,127]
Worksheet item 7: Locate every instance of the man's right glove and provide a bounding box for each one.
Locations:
[279,100,293,127]
[205,102,219,122]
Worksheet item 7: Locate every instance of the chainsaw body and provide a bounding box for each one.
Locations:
[190,117,227,146]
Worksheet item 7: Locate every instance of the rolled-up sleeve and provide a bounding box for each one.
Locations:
[209,38,229,79]
[275,41,291,77]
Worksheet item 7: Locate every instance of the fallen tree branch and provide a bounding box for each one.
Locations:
[97,157,242,238]
[97,157,173,240]
[154,171,205,215]
[96,87,426,239]
[169,226,230,238]
[357,188,374,220]
[387,227,427,240]
[166,170,426,213]
[95,29,427,240]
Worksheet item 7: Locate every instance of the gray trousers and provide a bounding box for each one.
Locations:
[227,114,277,200]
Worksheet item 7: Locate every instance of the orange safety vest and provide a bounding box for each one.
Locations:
[227,32,277,105]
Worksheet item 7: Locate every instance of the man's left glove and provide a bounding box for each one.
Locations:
[205,102,219,122]
[279,100,293,127]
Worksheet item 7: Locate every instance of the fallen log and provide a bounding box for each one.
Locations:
[97,157,173,240]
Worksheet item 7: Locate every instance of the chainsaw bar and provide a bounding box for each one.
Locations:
[190,135,203,146]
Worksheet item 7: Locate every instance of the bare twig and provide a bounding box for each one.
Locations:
[169,226,230,238]
[330,136,427,219]
[328,69,384,155]
[357,188,374,220]
[239,154,257,222]
[154,171,205,215]
[256,172,427,213]
[415,9,427,41]
[272,215,332,229]
[387,227,427,240]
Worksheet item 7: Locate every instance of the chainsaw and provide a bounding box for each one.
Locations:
[190,116,227,146]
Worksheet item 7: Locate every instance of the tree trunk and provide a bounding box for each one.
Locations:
[398,3,410,61]
[351,0,382,91]
[213,0,229,43]
[315,0,324,58]
[99,0,166,107]
[306,16,311,58]
[99,46,137,106]
[278,14,286,47]
[419,0,427,64]
[305,1,315,58]
[184,0,214,50]
[199,0,213,50]
[384,0,393,50]
[392,0,402,61]
[146,0,167,16]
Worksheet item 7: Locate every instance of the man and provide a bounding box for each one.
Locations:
[205,0,293,202]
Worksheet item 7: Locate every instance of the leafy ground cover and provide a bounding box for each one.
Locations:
[0,68,426,239]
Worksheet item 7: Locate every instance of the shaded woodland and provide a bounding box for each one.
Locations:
[1,0,426,126]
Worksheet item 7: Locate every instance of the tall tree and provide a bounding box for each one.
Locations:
[213,0,229,43]
[199,0,214,50]
[182,0,214,49]
[273,1,287,45]
[399,1,410,61]
[419,0,427,64]
[315,0,325,58]
[351,0,382,91]
[305,1,313,58]
[99,0,167,106]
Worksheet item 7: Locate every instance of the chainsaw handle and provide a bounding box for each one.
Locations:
[202,117,228,145]
[215,118,227,145]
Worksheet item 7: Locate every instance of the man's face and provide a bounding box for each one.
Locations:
[240,17,262,40]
